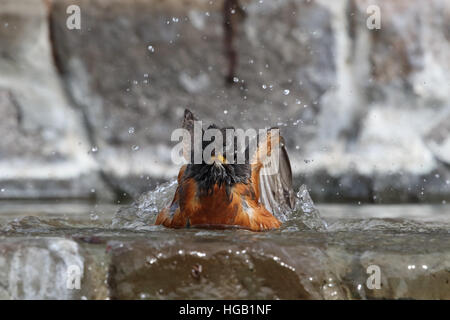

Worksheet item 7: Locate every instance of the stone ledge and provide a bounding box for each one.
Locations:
[1,232,448,299]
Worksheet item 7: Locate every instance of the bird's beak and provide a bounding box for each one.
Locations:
[211,154,226,166]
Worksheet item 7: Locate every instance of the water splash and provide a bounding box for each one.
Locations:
[291,185,328,231]
[111,179,177,230]
[112,180,327,231]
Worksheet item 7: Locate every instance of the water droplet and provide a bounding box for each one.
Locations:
[223,110,228,114]
[90,188,96,193]
[91,146,98,153]
[233,77,239,83]
[262,84,267,89]
[128,127,135,134]
[132,145,140,151]
[147,45,155,53]
[140,293,150,299]
[0,188,5,192]
[90,213,99,221]
[283,89,290,95]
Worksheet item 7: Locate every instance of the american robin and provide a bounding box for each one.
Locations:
[155,109,295,231]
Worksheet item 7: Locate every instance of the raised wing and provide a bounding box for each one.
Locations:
[248,129,295,219]
[258,144,295,219]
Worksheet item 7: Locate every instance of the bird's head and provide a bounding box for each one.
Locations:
[180,109,251,196]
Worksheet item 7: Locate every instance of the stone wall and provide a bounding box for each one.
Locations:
[0,0,449,202]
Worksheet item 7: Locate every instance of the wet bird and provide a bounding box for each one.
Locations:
[155,109,295,231]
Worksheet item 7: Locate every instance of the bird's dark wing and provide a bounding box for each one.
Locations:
[248,129,295,218]
[258,143,295,218]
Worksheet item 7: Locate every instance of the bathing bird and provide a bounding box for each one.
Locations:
[155,109,295,231]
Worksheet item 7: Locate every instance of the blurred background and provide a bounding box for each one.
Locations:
[1,0,450,301]
[1,0,449,204]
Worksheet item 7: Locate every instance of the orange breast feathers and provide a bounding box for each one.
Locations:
[154,167,281,232]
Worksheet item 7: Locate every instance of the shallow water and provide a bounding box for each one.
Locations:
[1,199,449,259]
[1,181,449,237]
[0,184,449,299]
